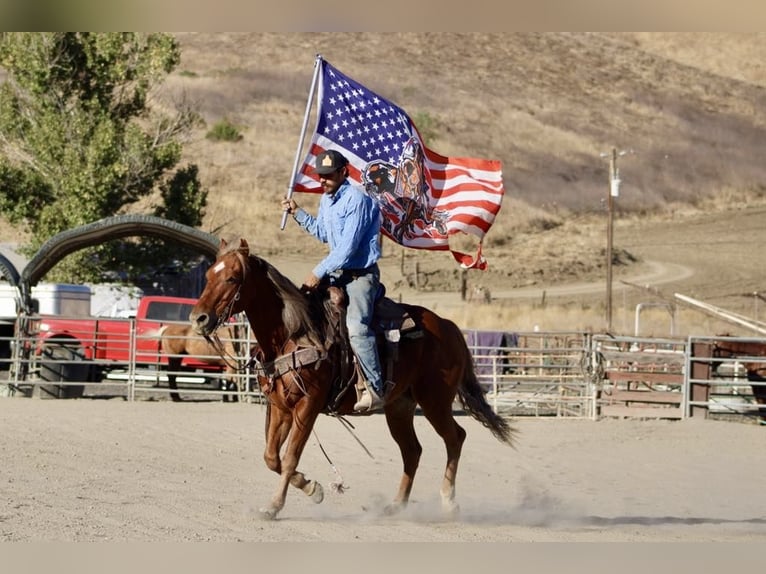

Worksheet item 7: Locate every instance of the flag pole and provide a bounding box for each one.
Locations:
[280,53,323,231]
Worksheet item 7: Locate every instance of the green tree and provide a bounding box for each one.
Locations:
[0,32,207,283]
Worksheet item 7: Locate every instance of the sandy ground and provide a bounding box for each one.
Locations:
[1,398,764,543]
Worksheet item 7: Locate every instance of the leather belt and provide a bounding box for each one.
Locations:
[341,264,377,278]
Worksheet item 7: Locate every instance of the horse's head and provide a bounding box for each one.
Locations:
[190,238,250,336]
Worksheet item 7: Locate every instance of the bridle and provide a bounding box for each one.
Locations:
[204,318,242,373]
[212,284,241,332]
[203,250,246,370]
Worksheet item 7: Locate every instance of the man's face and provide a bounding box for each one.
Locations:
[318,167,346,195]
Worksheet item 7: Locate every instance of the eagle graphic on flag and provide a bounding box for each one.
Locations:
[361,136,449,244]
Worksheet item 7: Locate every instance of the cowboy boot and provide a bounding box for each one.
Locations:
[353,384,384,412]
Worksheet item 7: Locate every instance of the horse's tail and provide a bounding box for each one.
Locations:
[145,325,167,339]
[456,335,517,447]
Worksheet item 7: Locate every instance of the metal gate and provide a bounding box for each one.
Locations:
[3,324,765,423]
[464,330,596,418]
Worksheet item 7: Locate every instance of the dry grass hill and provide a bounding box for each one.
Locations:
[4,33,766,337]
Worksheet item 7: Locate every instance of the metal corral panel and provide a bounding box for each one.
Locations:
[594,334,686,419]
[464,330,596,418]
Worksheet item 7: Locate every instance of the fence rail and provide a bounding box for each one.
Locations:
[0,315,264,403]
[464,330,596,418]
[463,331,765,422]
[2,321,765,423]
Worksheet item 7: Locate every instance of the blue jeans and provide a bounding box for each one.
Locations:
[330,265,383,395]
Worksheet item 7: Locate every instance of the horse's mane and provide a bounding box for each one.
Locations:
[224,241,333,351]
[264,259,338,351]
[264,260,315,335]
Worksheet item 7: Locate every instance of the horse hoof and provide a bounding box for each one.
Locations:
[442,501,460,518]
[383,502,404,516]
[258,507,278,521]
[307,480,324,504]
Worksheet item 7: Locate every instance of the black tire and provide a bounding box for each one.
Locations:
[39,344,87,399]
[0,252,20,286]
[21,214,219,287]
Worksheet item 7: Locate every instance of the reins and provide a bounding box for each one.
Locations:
[332,415,375,459]
[312,415,375,495]
[311,428,348,494]
[204,330,242,372]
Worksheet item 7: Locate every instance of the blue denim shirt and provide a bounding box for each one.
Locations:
[293,180,381,280]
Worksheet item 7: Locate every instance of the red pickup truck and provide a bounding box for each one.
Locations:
[29,295,235,397]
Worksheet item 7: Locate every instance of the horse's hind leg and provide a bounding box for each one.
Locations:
[383,397,421,515]
[419,396,466,516]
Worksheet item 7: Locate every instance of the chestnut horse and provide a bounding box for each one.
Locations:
[189,238,515,520]
[159,322,244,402]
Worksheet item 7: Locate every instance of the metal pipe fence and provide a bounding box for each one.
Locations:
[684,335,764,421]
[2,321,765,423]
[464,330,596,419]
[0,314,264,403]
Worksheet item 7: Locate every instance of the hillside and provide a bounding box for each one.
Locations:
[169,32,766,215]
[164,33,766,334]
[2,33,766,336]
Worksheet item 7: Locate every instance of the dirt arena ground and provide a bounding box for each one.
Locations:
[1,398,764,543]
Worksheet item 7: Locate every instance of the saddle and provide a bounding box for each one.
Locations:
[324,284,421,411]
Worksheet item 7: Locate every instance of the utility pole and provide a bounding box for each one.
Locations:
[602,147,622,332]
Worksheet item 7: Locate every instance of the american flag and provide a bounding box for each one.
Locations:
[292,57,505,270]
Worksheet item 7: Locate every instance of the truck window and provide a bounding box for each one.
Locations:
[145,301,196,322]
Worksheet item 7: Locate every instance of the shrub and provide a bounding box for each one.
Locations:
[206,119,243,142]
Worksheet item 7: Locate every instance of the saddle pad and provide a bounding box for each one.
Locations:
[375,296,417,332]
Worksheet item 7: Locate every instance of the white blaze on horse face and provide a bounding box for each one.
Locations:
[213,261,226,274]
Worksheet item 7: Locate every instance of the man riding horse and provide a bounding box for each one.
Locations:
[280,149,387,413]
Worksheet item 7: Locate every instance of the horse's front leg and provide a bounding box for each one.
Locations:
[167,357,182,402]
[259,399,323,520]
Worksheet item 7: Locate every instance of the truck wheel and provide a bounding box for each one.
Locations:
[38,344,87,399]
